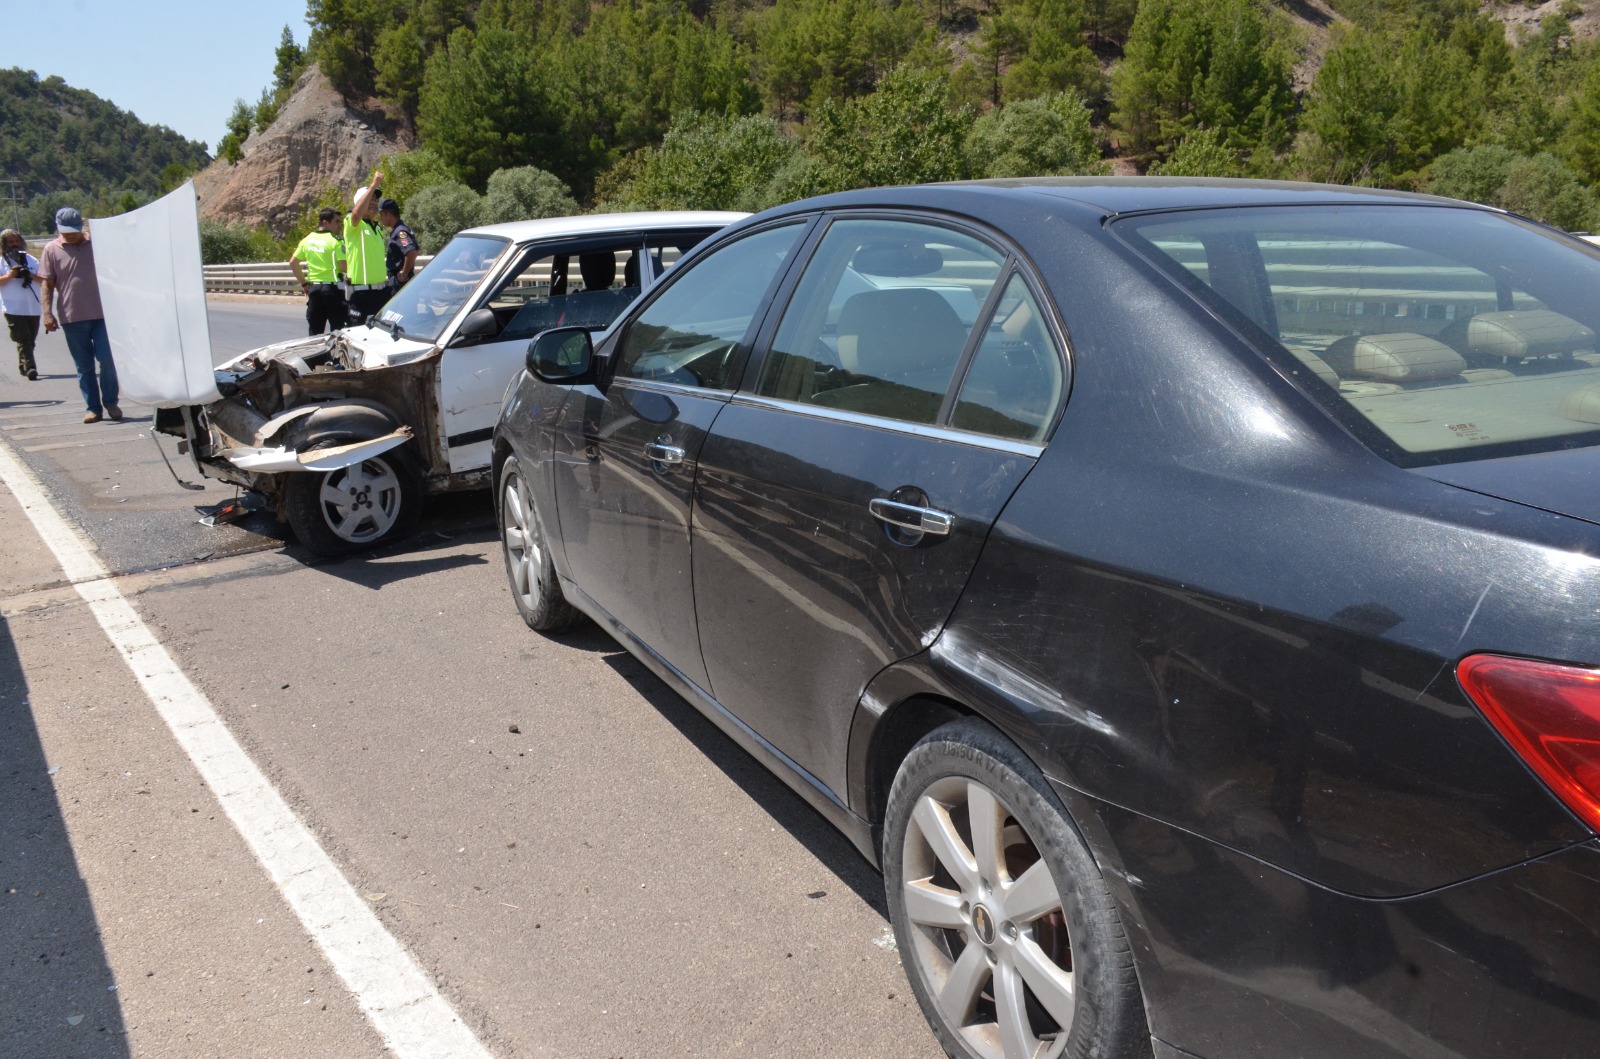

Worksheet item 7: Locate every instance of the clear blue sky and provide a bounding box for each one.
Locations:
[2,1,312,152]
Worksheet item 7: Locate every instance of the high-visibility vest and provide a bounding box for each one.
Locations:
[293,231,343,283]
[343,216,387,285]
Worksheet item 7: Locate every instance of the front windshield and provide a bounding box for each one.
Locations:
[376,234,509,341]
[1117,205,1600,466]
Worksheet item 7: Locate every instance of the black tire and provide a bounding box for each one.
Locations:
[497,455,581,631]
[884,719,1151,1059]
[283,442,422,557]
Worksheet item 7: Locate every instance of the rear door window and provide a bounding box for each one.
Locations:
[755,217,1064,443]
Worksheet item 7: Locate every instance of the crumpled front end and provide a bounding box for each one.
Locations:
[156,329,443,508]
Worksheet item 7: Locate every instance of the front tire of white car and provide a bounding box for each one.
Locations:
[283,442,422,557]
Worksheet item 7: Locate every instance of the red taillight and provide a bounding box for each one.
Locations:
[1457,653,1600,833]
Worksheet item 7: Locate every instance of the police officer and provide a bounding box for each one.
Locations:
[379,197,418,290]
[288,207,347,335]
[344,171,390,324]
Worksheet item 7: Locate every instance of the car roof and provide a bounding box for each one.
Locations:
[760,177,1488,221]
[462,211,749,242]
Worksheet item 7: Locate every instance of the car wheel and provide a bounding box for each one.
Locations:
[884,719,1150,1059]
[498,455,580,631]
[283,443,421,557]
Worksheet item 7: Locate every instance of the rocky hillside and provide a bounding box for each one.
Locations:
[195,67,412,233]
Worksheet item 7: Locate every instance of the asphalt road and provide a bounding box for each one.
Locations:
[1,300,942,1058]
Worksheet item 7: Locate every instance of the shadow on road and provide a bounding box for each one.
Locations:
[308,493,499,588]
[0,615,131,1056]
[546,621,890,917]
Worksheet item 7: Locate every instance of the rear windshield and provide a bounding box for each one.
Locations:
[1115,205,1600,466]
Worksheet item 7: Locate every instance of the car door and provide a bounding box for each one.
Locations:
[438,231,709,476]
[551,221,811,690]
[691,216,1067,795]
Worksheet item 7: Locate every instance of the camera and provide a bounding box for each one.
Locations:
[5,248,32,286]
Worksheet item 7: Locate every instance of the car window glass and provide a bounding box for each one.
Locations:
[757,219,1005,426]
[950,274,1062,442]
[377,234,507,342]
[492,240,646,342]
[647,235,705,279]
[616,223,806,390]
[1123,206,1600,465]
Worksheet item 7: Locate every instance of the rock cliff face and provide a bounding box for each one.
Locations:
[196,67,412,233]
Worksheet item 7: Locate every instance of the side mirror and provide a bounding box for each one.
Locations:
[526,327,595,383]
[450,307,499,346]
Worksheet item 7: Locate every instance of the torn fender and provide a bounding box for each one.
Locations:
[221,427,413,473]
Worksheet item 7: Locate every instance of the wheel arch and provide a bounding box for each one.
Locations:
[281,399,408,452]
[854,690,969,863]
[849,658,1150,903]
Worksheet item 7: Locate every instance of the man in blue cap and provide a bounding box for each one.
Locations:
[37,207,120,423]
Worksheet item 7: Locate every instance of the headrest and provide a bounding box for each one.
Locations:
[837,288,967,376]
[1323,332,1466,382]
[851,242,943,278]
[578,251,616,290]
[1469,309,1596,360]
[1561,385,1600,425]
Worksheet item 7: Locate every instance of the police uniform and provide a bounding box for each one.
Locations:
[292,229,346,335]
[343,213,390,323]
[386,220,418,288]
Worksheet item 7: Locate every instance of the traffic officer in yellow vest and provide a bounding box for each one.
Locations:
[288,207,347,335]
[344,170,390,324]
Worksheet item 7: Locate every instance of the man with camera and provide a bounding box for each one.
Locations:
[0,229,42,380]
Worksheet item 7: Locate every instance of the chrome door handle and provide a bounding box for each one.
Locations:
[644,441,685,465]
[869,498,953,536]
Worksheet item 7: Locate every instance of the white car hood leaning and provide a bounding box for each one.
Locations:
[90,182,221,406]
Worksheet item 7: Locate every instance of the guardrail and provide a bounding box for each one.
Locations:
[204,256,434,296]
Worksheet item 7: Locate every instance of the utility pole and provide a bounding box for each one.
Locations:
[0,179,22,232]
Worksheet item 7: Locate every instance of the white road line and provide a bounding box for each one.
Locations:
[0,437,493,1059]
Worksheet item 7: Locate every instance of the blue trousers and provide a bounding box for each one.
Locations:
[61,318,118,414]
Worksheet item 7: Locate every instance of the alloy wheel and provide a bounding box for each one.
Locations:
[901,776,1076,1059]
[501,468,545,610]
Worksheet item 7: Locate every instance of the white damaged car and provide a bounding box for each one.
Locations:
[153,211,743,555]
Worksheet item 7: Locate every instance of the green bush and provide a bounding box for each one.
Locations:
[204,217,264,263]
[606,113,803,212]
[1148,127,1247,177]
[966,93,1104,178]
[481,166,579,225]
[1427,144,1520,206]
[800,66,974,196]
[407,181,484,254]
[1430,145,1599,231]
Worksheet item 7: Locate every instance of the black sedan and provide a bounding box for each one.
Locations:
[491,179,1600,1059]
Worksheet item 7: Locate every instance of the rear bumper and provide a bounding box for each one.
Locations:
[1059,788,1600,1058]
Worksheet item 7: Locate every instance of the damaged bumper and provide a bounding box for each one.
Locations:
[156,328,441,502]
